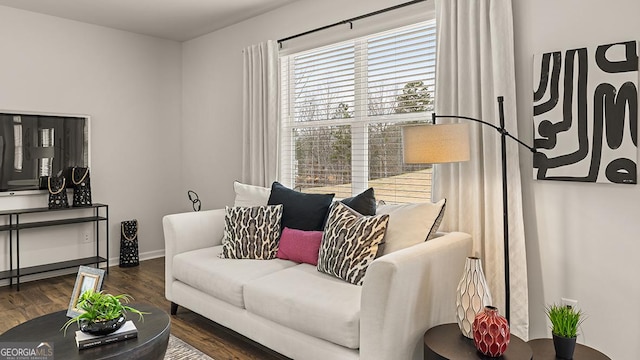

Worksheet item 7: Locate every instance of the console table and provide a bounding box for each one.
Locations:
[0,203,109,291]
[424,323,533,360]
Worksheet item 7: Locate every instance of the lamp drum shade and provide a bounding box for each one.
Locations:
[402,123,471,164]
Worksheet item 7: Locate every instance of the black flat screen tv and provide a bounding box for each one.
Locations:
[0,111,90,195]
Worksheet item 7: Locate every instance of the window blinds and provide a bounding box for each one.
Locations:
[280,20,436,203]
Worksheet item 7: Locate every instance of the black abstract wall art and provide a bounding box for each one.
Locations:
[533,40,638,184]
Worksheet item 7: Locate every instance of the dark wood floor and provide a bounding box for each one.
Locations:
[0,258,287,360]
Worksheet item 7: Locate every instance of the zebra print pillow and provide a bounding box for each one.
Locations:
[317,202,389,285]
[221,205,283,259]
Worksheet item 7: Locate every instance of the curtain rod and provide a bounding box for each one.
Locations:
[277,0,428,46]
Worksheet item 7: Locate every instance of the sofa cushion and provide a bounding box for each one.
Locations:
[318,202,389,285]
[267,181,334,231]
[276,227,323,265]
[172,245,297,308]
[233,181,271,207]
[376,199,446,255]
[244,264,362,349]
[222,205,283,259]
[340,187,376,216]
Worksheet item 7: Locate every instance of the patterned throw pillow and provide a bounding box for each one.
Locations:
[221,205,283,259]
[317,202,389,285]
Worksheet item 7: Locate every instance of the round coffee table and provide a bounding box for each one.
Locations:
[0,303,169,360]
[424,323,533,360]
[528,338,611,359]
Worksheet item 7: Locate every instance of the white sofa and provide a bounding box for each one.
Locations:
[163,208,471,360]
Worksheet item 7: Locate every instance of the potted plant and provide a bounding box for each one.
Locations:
[62,289,146,336]
[545,303,585,359]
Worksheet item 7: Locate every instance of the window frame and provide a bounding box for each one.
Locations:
[280,20,436,201]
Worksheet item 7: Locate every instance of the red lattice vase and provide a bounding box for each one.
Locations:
[472,306,510,357]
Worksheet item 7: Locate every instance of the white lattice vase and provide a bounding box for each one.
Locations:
[456,256,492,338]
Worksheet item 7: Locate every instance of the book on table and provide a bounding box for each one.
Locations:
[75,320,138,349]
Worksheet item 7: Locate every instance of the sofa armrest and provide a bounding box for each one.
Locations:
[360,231,472,360]
[163,208,226,301]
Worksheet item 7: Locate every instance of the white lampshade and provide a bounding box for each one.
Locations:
[402,123,471,164]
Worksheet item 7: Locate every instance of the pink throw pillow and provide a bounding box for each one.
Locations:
[277,227,323,265]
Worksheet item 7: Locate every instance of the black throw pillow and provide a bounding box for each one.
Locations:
[340,187,376,216]
[267,182,335,231]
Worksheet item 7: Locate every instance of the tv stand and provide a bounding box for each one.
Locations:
[0,203,109,291]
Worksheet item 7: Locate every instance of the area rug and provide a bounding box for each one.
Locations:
[165,334,214,360]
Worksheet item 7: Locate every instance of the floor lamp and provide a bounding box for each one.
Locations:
[402,96,536,323]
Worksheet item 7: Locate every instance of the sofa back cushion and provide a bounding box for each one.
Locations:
[222,205,283,259]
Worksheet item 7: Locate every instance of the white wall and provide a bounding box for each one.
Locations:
[513,1,640,358]
[0,6,182,273]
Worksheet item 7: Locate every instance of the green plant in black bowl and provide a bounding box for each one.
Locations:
[61,289,147,336]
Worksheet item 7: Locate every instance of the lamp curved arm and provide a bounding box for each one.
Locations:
[431,110,537,154]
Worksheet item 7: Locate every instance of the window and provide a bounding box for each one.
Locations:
[280,20,436,203]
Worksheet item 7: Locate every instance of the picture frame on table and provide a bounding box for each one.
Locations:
[66,266,105,318]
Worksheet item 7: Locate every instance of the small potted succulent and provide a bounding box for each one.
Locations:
[545,303,585,359]
[62,289,146,336]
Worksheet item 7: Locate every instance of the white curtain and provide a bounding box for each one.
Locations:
[242,40,280,187]
[434,0,529,339]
